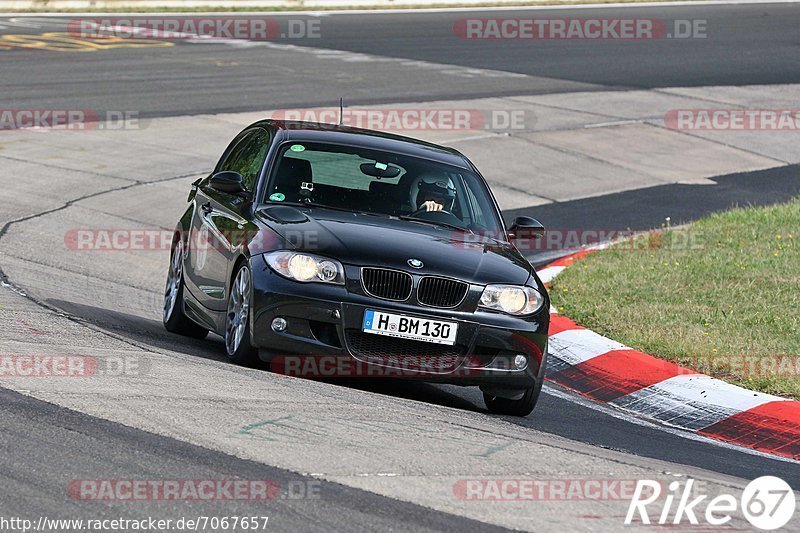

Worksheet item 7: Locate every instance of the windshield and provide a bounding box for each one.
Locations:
[263,141,504,233]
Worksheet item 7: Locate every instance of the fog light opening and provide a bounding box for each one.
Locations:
[514,354,527,370]
[271,317,288,332]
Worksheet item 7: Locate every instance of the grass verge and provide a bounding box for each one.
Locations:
[549,198,800,399]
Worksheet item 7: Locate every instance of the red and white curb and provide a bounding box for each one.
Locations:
[539,251,800,461]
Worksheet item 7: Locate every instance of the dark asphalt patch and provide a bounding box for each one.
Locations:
[0,386,509,532]
[504,163,800,265]
[2,4,800,117]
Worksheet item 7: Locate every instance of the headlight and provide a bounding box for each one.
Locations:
[264,251,344,284]
[479,284,543,316]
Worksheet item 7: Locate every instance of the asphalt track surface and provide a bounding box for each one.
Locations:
[505,163,800,234]
[0,3,799,117]
[2,4,800,531]
[0,387,512,533]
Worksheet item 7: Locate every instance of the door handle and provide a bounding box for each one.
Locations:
[201,202,212,214]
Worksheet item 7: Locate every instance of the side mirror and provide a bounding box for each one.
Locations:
[209,171,247,194]
[508,216,545,240]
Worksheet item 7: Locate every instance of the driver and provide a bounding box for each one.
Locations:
[414,175,457,212]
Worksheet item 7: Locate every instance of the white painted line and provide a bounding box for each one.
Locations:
[445,132,503,143]
[584,119,644,129]
[549,328,627,366]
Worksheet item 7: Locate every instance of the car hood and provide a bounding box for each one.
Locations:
[256,205,533,286]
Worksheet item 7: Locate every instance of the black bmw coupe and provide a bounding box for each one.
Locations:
[163,120,549,416]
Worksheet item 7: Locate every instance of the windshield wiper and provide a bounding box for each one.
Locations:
[399,216,473,234]
[278,200,344,211]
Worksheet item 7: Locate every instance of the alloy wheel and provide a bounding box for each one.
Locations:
[163,239,184,323]
[226,266,251,355]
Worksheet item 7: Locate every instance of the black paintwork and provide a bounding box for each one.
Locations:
[173,120,549,395]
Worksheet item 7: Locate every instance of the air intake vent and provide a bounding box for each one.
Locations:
[346,329,464,373]
[361,268,413,301]
[417,277,469,308]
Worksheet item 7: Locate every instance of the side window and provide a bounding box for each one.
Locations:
[217,128,270,191]
[215,131,248,174]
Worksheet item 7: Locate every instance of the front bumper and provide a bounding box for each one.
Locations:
[249,258,549,390]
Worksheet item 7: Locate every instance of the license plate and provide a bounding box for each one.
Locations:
[362,310,458,345]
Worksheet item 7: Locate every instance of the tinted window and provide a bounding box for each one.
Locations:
[287,148,404,190]
[218,128,270,191]
[264,142,502,233]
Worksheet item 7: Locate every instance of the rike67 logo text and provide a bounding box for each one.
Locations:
[626,476,795,530]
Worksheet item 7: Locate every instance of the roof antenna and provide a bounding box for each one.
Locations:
[338,97,344,126]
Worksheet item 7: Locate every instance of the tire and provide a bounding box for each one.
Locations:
[163,238,209,339]
[483,384,541,417]
[224,263,258,366]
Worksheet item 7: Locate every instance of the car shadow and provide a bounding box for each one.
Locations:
[327,378,484,413]
[44,299,489,414]
[46,298,229,364]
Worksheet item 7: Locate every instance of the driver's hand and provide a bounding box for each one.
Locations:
[421,200,443,212]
